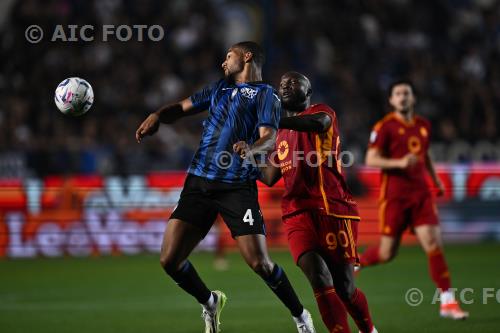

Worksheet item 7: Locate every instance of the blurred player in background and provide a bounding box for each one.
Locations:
[236,72,377,333]
[359,80,469,320]
[136,42,315,333]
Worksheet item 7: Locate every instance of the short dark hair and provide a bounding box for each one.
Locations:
[231,41,265,67]
[388,79,416,97]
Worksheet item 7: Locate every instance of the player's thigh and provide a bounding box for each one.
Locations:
[160,219,205,270]
[215,181,266,238]
[297,251,333,289]
[170,174,219,235]
[317,215,359,267]
[283,211,321,265]
[380,198,409,237]
[412,194,440,236]
[414,224,443,253]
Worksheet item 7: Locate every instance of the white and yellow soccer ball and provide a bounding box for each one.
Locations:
[54,77,94,116]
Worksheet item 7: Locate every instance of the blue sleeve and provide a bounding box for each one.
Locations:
[189,81,218,111]
[256,87,281,130]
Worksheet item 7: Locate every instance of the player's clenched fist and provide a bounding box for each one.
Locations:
[399,153,419,169]
[136,113,160,143]
[233,141,250,159]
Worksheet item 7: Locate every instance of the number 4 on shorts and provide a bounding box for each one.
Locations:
[243,209,254,226]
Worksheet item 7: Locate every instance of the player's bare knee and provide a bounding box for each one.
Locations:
[424,239,441,254]
[160,252,181,275]
[249,258,274,277]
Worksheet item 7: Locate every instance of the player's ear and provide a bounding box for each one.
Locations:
[306,88,313,97]
[243,51,253,63]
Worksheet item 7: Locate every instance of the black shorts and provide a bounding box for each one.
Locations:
[170,174,266,238]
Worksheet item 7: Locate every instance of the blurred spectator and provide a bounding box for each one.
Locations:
[1,0,500,177]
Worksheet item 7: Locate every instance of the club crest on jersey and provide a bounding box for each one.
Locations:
[277,140,289,160]
[408,135,422,154]
[240,87,258,99]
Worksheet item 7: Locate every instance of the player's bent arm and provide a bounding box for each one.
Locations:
[233,128,276,159]
[249,126,277,156]
[259,164,282,187]
[365,147,406,169]
[279,112,331,133]
[424,152,444,190]
[424,153,438,182]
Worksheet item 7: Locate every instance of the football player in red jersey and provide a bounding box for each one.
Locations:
[359,80,468,320]
[235,72,377,333]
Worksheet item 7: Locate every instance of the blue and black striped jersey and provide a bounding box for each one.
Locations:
[188,79,280,183]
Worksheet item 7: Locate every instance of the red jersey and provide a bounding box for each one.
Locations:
[275,104,360,219]
[368,112,431,199]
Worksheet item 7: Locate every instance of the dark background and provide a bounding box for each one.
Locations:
[2,0,500,177]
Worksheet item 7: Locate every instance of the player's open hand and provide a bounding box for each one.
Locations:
[399,153,419,169]
[233,141,251,159]
[136,113,160,143]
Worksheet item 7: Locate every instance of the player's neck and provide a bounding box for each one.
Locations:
[394,109,414,123]
[284,106,308,117]
[234,65,262,84]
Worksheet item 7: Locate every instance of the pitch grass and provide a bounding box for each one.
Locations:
[0,244,499,333]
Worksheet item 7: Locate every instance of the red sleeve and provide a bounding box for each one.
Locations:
[368,121,390,151]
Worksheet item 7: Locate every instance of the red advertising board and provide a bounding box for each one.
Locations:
[1,165,499,258]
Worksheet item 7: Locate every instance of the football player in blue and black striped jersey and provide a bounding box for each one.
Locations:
[136,41,315,333]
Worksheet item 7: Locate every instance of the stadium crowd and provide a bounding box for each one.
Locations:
[1,0,500,177]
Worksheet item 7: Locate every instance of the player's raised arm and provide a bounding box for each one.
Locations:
[136,81,218,143]
[135,98,195,143]
[279,112,331,132]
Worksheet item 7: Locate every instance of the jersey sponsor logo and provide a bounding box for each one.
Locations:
[277,140,289,160]
[239,87,258,99]
[369,130,377,143]
[408,135,422,154]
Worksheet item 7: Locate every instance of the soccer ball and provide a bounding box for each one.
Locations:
[54,77,94,116]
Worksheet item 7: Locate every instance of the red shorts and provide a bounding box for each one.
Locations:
[283,210,359,266]
[379,192,439,237]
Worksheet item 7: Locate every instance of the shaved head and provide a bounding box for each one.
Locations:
[282,71,311,90]
[279,71,312,112]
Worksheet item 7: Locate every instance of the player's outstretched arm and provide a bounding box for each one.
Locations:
[279,112,331,132]
[135,98,198,143]
[365,147,418,170]
[424,152,445,196]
